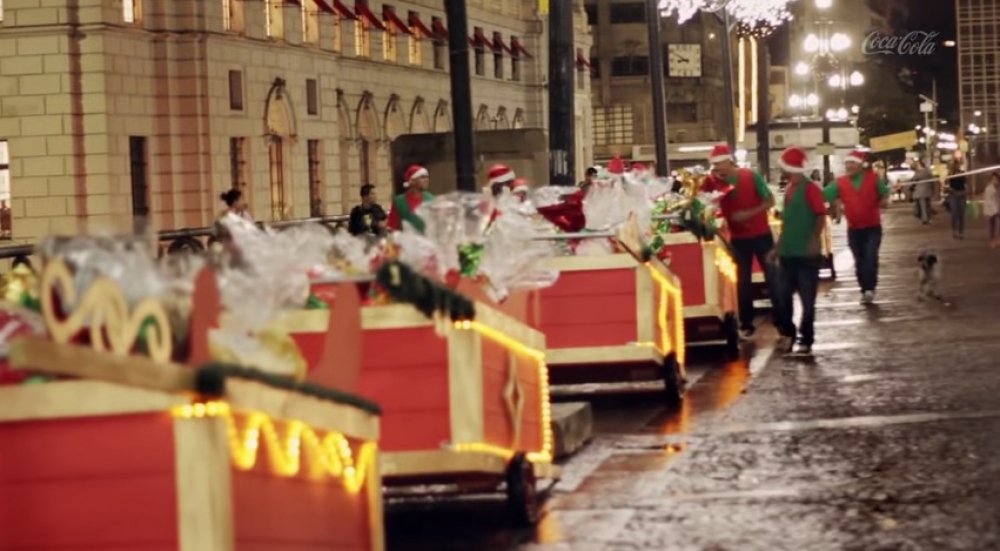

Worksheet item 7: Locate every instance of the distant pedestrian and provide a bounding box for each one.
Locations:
[984,172,1000,247]
[771,147,826,355]
[579,166,598,191]
[708,143,779,341]
[946,159,967,239]
[348,184,387,237]
[824,150,890,305]
[218,188,252,222]
[910,159,935,225]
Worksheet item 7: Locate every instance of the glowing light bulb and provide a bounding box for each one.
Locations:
[830,33,851,51]
[849,70,864,86]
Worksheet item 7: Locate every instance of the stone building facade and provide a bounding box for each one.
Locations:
[0,0,592,242]
[582,2,730,168]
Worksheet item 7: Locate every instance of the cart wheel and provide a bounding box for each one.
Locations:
[662,353,684,407]
[723,313,739,357]
[505,452,539,527]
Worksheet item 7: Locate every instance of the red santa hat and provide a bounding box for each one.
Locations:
[778,146,809,174]
[845,150,866,164]
[511,178,529,194]
[709,143,733,164]
[631,162,648,173]
[403,164,428,187]
[607,156,626,175]
[487,164,515,187]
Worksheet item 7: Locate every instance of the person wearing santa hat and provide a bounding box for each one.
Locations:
[387,164,435,233]
[823,149,890,305]
[486,164,516,197]
[708,142,778,341]
[770,146,828,355]
[511,178,530,202]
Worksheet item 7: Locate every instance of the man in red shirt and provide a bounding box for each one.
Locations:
[823,150,890,304]
[387,164,435,233]
[709,143,778,340]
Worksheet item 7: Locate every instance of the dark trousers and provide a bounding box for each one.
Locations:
[847,225,882,293]
[732,233,778,331]
[776,256,821,346]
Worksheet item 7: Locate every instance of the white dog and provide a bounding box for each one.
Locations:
[917,250,943,301]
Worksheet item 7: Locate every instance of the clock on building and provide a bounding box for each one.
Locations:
[668,43,702,78]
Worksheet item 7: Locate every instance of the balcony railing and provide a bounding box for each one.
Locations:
[0,214,351,267]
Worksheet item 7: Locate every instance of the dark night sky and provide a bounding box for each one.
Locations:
[770,0,959,122]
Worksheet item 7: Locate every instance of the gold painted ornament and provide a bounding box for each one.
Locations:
[0,264,40,308]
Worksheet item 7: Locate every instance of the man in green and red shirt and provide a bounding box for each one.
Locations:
[387,164,435,233]
[823,150,890,305]
[772,146,828,355]
[709,143,778,340]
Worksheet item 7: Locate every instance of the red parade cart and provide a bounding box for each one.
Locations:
[300,275,558,526]
[0,259,385,551]
[534,225,687,404]
[654,230,739,354]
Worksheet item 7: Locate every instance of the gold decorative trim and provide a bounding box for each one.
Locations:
[547,345,662,366]
[40,259,173,363]
[544,253,637,273]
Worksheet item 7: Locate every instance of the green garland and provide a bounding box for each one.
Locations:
[458,243,485,277]
[195,363,382,415]
[374,261,476,321]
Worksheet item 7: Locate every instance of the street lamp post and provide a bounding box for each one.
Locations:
[646,0,669,176]
[800,0,852,183]
[549,0,577,185]
[445,0,477,192]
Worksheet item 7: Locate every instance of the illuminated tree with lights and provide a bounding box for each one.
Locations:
[657,0,796,30]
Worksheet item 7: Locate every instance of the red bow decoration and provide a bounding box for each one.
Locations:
[536,189,586,232]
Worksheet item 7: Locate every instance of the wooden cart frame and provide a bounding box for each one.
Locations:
[291,288,560,527]
[539,253,687,405]
[1,259,385,551]
[656,232,739,354]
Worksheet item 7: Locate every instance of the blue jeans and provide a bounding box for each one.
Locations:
[776,256,821,346]
[731,233,779,331]
[847,225,883,293]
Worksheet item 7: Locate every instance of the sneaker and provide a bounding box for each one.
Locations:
[738,328,756,341]
[861,290,875,304]
[794,344,813,355]
[775,335,795,353]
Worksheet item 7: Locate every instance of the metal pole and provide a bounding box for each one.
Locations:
[548,0,576,185]
[923,109,931,162]
[645,0,668,176]
[445,0,476,192]
[720,10,737,148]
[755,37,771,179]
[821,116,831,183]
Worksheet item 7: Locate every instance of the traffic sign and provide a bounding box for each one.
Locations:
[870,131,918,153]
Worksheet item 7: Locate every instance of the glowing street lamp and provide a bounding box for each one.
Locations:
[814,0,832,8]
[849,70,864,86]
[789,93,818,109]
[795,61,810,76]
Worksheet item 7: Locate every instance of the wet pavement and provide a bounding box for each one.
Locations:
[386,209,1000,550]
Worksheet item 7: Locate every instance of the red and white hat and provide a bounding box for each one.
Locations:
[778,146,809,174]
[709,143,733,164]
[487,164,515,187]
[511,178,529,194]
[845,150,866,164]
[403,164,428,187]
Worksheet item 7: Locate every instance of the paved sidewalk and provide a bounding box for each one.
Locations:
[530,208,1000,550]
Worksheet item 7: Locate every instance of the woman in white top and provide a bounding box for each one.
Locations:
[910,159,936,225]
[984,172,1000,247]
